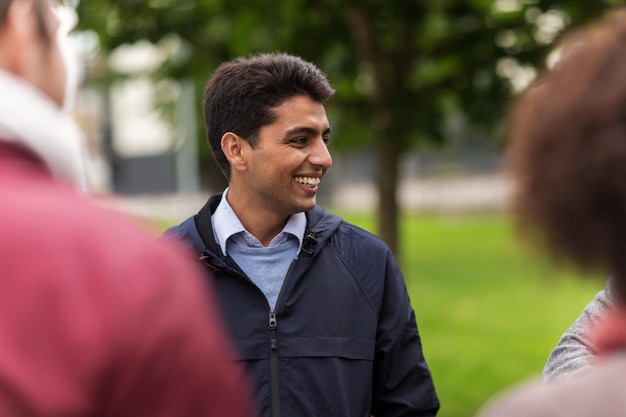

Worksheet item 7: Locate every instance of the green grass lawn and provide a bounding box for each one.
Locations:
[153,210,604,417]
[336,211,604,417]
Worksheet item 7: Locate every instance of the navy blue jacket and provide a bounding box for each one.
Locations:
[165,193,439,417]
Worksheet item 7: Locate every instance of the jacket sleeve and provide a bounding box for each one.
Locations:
[542,278,615,382]
[371,251,440,417]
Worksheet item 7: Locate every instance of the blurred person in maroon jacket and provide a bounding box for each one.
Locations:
[0,0,257,416]
[476,7,626,417]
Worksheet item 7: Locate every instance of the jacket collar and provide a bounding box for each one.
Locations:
[194,192,343,260]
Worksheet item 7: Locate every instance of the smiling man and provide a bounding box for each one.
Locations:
[165,53,439,417]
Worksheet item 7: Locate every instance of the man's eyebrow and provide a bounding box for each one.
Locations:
[283,126,332,138]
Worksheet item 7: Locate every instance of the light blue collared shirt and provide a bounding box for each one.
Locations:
[211,188,307,256]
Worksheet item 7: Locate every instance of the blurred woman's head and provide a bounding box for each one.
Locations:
[508,7,626,299]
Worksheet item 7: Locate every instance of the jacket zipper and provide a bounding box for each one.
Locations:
[269,310,280,417]
[205,255,298,417]
[268,258,298,417]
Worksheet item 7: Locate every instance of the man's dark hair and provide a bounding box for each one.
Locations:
[203,52,335,180]
[508,7,626,298]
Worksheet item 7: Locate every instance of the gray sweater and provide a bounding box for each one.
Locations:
[543,279,615,382]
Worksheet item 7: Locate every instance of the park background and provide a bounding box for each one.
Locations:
[67,1,623,415]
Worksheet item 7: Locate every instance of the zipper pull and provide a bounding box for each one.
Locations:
[269,311,278,350]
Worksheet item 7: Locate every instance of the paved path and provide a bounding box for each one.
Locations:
[333,174,511,213]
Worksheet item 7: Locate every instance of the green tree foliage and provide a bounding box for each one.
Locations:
[77,0,626,254]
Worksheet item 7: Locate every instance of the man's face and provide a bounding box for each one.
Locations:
[238,95,333,218]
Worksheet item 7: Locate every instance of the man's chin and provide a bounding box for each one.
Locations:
[294,198,317,213]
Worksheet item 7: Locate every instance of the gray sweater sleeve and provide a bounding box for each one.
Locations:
[542,279,614,382]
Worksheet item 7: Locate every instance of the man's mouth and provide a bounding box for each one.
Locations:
[295,176,321,189]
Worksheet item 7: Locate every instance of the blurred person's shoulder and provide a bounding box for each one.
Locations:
[0,159,201,288]
[476,354,626,417]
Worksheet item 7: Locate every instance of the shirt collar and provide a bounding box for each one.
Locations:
[212,188,307,256]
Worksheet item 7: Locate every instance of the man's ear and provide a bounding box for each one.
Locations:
[221,132,248,172]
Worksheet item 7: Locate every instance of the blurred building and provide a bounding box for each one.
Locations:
[74,38,200,197]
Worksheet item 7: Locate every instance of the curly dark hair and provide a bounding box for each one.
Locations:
[508,7,626,298]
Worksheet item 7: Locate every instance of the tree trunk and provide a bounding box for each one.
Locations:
[376,139,401,257]
[344,4,405,258]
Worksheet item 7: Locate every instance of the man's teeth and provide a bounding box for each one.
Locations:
[295,177,321,188]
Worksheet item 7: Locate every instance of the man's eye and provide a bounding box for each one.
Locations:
[291,137,307,145]
[323,136,332,145]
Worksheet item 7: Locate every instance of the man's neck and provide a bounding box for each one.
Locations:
[226,190,289,247]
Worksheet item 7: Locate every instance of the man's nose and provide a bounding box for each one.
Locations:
[310,138,333,168]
